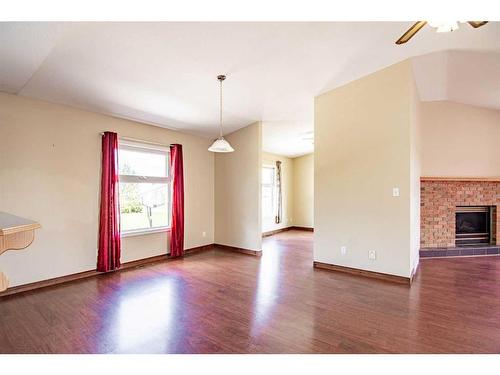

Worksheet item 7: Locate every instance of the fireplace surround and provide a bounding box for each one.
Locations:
[420,178,500,255]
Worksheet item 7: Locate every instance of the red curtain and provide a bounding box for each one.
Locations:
[97,132,121,272]
[170,144,185,257]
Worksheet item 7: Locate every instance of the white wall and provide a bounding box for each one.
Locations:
[214,122,262,251]
[261,152,294,233]
[315,60,418,278]
[292,153,314,228]
[420,101,500,177]
[0,93,214,287]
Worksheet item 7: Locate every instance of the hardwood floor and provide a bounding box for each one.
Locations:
[1,230,500,353]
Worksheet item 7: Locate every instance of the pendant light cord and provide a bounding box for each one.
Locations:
[219,77,223,138]
[208,74,234,153]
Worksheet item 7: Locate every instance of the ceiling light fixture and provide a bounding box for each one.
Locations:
[395,21,488,44]
[208,75,235,153]
[428,21,460,33]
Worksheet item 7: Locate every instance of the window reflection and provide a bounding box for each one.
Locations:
[251,244,281,333]
[115,279,176,352]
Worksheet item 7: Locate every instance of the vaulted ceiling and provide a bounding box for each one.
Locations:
[412,50,500,110]
[1,22,499,157]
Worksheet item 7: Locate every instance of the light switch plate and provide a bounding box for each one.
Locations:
[368,250,377,260]
[341,246,347,255]
[392,187,400,197]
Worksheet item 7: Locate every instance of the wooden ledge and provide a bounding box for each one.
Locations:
[421,176,500,182]
[313,261,411,285]
[1,212,42,291]
[0,212,41,256]
[0,212,41,236]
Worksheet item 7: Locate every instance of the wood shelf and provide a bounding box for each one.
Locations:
[0,212,41,236]
[420,177,500,182]
[0,212,41,291]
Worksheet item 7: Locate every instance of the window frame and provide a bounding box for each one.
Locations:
[118,140,172,237]
[261,164,277,220]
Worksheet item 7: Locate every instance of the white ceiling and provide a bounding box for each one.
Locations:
[1,22,500,157]
[412,49,500,110]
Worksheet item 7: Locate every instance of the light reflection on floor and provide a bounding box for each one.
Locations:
[114,277,176,353]
[250,237,282,334]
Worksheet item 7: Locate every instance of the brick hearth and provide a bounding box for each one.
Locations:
[420,178,500,249]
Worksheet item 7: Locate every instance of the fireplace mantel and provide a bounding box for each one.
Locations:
[421,176,500,182]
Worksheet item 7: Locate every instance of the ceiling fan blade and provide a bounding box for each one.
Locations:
[396,21,427,45]
[467,21,488,28]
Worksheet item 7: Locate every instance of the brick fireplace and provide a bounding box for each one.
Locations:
[420,178,500,254]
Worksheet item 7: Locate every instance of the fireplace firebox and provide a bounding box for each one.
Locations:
[455,206,492,246]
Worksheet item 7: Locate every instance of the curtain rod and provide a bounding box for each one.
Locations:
[100,133,175,148]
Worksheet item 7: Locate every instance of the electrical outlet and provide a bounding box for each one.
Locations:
[202,231,206,238]
[392,187,400,197]
[341,246,347,255]
[368,250,377,260]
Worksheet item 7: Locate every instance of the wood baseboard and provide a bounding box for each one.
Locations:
[214,243,262,257]
[0,244,215,298]
[262,227,290,237]
[410,261,419,284]
[313,261,411,285]
[291,226,314,232]
[262,226,314,237]
[184,244,215,255]
[0,269,101,298]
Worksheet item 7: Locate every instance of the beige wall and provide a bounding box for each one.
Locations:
[292,153,314,228]
[215,122,262,251]
[315,60,418,278]
[0,93,214,287]
[420,101,500,177]
[410,73,422,275]
[261,152,294,232]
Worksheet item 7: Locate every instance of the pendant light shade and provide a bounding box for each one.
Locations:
[208,137,235,153]
[208,74,235,153]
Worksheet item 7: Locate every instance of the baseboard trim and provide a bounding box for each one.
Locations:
[0,269,101,298]
[0,244,215,298]
[410,261,419,284]
[184,244,215,255]
[262,227,291,237]
[313,261,411,285]
[262,226,314,237]
[214,243,262,257]
[291,226,314,232]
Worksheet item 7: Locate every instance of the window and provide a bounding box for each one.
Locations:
[262,166,276,219]
[118,141,170,236]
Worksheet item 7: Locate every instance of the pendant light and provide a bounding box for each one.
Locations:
[208,75,235,153]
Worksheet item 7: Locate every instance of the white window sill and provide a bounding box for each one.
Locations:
[121,227,171,238]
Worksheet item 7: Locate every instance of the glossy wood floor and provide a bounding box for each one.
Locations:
[1,230,500,353]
